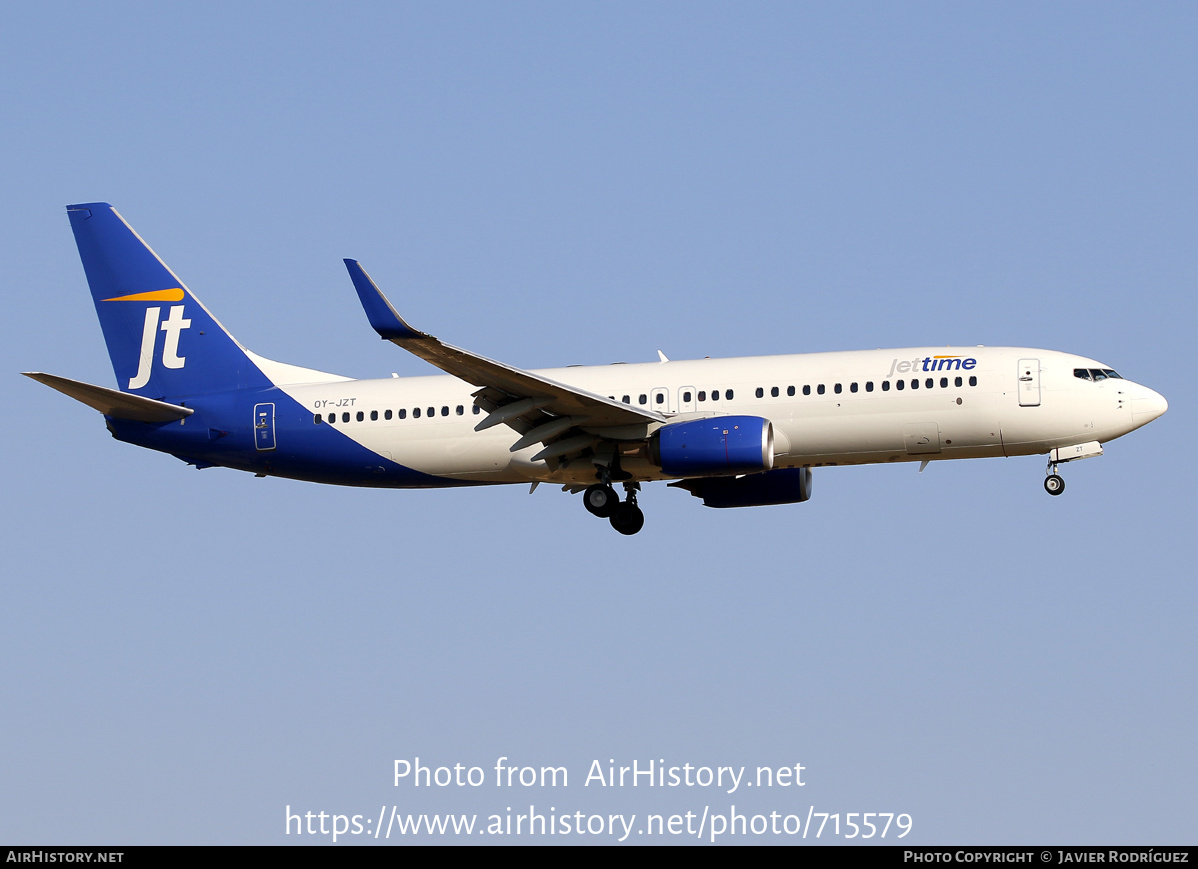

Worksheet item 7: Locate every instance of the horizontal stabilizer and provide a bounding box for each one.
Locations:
[24,372,194,423]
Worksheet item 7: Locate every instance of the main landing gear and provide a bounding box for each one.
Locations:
[1044,460,1065,496]
[582,481,645,535]
[582,483,619,517]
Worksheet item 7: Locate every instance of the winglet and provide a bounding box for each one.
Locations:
[343,259,429,340]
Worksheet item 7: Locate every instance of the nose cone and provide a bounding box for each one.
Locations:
[1131,386,1168,426]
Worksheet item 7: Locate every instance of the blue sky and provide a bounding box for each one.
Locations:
[2,2,1194,844]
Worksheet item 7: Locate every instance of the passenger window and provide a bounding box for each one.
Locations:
[356,411,364,421]
[385,409,393,420]
[926,378,933,389]
[969,376,977,386]
[622,395,631,404]
[413,408,421,418]
[834,383,842,394]
[342,412,350,422]
[441,406,449,416]
[911,379,919,390]
[866,381,874,392]
[882,381,891,392]
[771,386,779,398]
[896,380,904,391]
[399,409,407,419]
[803,385,811,396]
[456,405,464,415]
[727,390,734,399]
[755,387,764,398]
[327,413,335,423]
[683,391,692,402]
[371,410,378,421]
[850,382,858,393]
[427,407,435,417]
[940,377,947,388]
[313,414,322,424]
[955,376,963,387]
[711,391,719,401]
[655,393,664,405]
[817,384,825,395]
[698,391,706,402]
[472,405,480,414]
[638,394,648,405]
[787,386,795,397]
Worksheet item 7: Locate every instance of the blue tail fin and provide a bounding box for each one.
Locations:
[67,203,270,398]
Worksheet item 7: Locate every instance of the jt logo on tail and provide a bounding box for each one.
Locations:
[124,303,192,388]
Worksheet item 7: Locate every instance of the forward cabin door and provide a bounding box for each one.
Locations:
[1017,358,1041,407]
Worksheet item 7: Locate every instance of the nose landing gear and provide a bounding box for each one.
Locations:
[1044,460,1065,496]
[1041,441,1104,495]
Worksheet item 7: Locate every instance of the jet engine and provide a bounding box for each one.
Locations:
[650,416,774,476]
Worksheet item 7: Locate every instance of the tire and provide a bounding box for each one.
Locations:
[609,502,645,535]
[1044,474,1065,496]
[583,484,618,518]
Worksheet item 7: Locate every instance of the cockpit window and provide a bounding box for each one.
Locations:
[1090,369,1108,381]
[1102,369,1122,379]
[1076,368,1123,382]
[1074,368,1092,381]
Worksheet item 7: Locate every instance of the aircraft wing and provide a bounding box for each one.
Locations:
[345,261,666,450]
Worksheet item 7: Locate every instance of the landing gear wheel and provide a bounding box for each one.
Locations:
[609,502,645,535]
[583,484,619,518]
[1044,474,1065,496]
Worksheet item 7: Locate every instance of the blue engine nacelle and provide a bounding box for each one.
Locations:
[677,467,813,508]
[652,415,774,477]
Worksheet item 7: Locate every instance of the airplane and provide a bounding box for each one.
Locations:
[25,202,1168,535]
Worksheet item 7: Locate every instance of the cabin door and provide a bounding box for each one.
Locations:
[1017,359,1041,407]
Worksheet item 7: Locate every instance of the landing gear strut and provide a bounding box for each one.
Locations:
[1044,460,1065,496]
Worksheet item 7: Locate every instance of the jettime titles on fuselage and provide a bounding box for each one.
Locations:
[887,356,977,378]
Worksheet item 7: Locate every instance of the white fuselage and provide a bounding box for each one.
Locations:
[279,346,1166,486]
